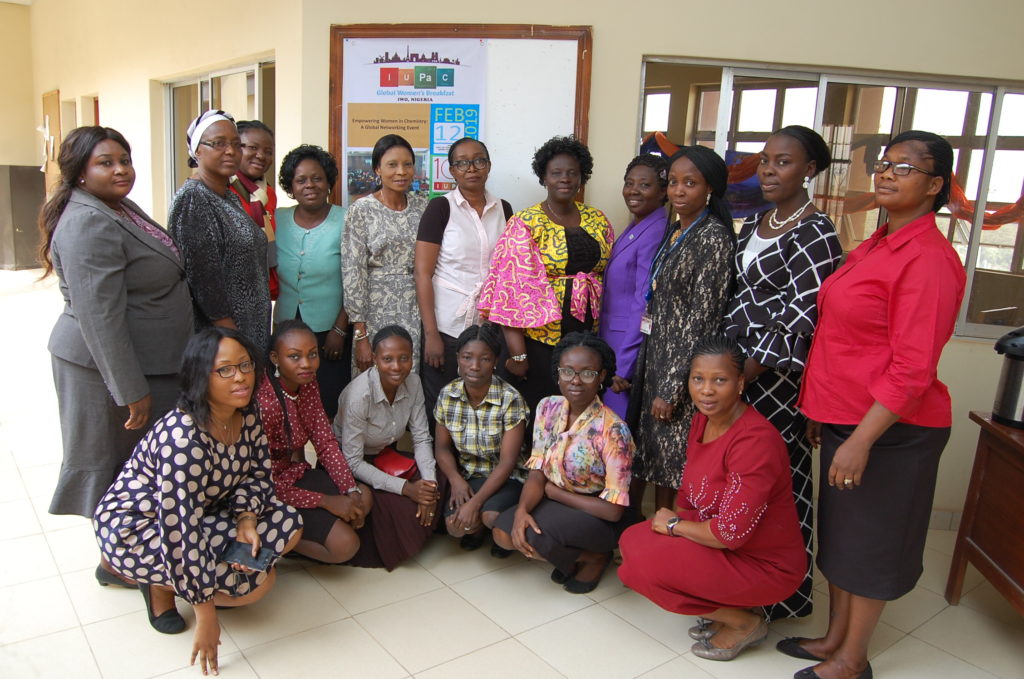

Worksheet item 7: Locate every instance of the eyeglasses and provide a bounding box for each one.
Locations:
[871,160,938,177]
[212,360,256,378]
[241,143,274,157]
[199,139,243,152]
[557,367,600,384]
[450,157,490,171]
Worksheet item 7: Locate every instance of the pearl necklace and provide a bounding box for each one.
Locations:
[282,388,299,402]
[769,198,813,230]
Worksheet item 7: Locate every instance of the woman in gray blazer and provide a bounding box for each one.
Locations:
[39,126,193,586]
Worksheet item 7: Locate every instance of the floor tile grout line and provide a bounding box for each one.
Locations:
[896,632,1003,678]
[596,593,687,658]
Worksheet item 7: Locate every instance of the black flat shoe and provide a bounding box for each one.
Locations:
[551,565,577,584]
[140,584,186,634]
[490,544,513,559]
[777,637,826,661]
[794,662,872,679]
[95,563,137,589]
[460,532,485,551]
[564,552,613,594]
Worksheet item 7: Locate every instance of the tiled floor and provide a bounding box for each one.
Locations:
[2,268,1022,678]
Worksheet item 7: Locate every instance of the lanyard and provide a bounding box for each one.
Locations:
[644,209,707,303]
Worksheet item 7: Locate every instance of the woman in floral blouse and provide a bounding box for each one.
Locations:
[493,332,634,594]
[256,320,372,564]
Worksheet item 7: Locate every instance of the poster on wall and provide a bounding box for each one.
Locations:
[342,38,486,204]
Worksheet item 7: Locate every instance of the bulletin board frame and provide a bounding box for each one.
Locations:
[328,23,593,204]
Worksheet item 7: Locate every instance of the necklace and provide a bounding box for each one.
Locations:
[769,198,814,230]
[544,200,576,223]
[282,388,299,401]
[209,411,239,443]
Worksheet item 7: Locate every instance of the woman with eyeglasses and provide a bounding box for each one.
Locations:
[415,137,513,418]
[229,120,279,301]
[343,134,427,375]
[94,327,302,675]
[722,125,843,621]
[781,131,966,679]
[493,332,634,594]
[169,110,271,351]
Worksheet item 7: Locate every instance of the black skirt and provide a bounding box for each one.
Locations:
[816,422,950,600]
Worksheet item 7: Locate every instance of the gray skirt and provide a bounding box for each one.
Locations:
[816,422,950,600]
[49,355,178,517]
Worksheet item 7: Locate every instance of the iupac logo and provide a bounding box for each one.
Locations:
[374,46,460,89]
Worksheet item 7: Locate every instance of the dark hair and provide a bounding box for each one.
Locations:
[265,319,317,446]
[624,154,669,188]
[278,144,339,194]
[886,130,954,212]
[455,323,503,357]
[178,327,263,426]
[668,145,733,227]
[38,126,132,277]
[689,334,746,375]
[532,135,594,187]
[771,125,831,177]
[236,120,274,138]
[371,134,415,173]
[551,331,616,390]
[371,324,413,352]
[447,137,490,165]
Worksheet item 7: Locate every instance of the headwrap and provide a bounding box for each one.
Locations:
[670,145,734,228]
[186,110,235,161]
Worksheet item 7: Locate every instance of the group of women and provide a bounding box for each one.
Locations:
[39,106,964,678]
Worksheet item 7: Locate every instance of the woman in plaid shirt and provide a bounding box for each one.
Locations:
[434,324,529,554]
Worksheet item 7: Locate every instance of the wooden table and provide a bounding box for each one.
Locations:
[945,411,1024,615]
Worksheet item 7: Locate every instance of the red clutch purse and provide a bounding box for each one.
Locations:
[371,446,416,480]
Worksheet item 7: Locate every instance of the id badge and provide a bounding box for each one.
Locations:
[640,314,652,335]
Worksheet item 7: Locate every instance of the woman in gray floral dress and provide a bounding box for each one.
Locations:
[343,134,427,374]
[630,146,735,512]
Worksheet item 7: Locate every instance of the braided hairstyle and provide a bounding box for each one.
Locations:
[267,319,317,446]
[689,334,746,375]
[550,331,617,390]
[454,323,503,356]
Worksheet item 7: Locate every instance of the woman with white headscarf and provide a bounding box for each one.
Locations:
[169,110,271,351]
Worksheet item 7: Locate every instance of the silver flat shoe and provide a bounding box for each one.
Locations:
[688,617,716,641]
[691,618,768,661]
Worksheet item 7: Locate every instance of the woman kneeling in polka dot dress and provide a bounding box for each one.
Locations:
[94,327,302,675]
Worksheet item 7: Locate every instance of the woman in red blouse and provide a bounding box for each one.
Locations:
[618,335,805,663]
[256,320,373,563]
[785,131,967,679]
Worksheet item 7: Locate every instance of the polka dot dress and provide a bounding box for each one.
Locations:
[93,408,302,604]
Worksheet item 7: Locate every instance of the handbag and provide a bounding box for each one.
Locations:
[371,446,417,479]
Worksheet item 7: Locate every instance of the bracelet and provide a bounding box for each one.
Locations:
[509,353,527,362]
[345,486,363,495]
[332,325,347,337]
[353,330,369,342]
[236,512,257,524]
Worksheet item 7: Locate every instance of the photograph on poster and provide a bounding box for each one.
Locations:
[346,149,430,201]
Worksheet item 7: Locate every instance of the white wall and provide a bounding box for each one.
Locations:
[0,2,38,166]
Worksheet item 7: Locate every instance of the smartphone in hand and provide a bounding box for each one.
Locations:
[220,541,276,572]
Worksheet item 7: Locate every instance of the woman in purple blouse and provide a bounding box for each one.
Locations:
[598,154,670,420]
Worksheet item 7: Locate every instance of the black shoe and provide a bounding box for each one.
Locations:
[777,637,826,661]
[140,584,186,634]
[563,552,612,594]
[459,532,486,551]
[550,565,576,584]
[490,544,513,559]
[95,563,137,589]
[794,663,872,679]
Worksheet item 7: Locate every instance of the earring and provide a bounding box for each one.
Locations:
[802,177,810,190]
[79,178,85,184]
[273,363,280,378]
[705,193,711,205]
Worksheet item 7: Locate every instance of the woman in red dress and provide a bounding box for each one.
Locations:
[618,335,805,662]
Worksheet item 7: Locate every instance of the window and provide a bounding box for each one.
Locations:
[642,91,671,133]
[654,57,1024,337]
[166,62,275,196]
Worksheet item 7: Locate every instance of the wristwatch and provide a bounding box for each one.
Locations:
[510,353,527,362]
[666,517,680,536]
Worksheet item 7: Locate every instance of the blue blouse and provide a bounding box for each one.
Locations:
[274,204,346,332]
